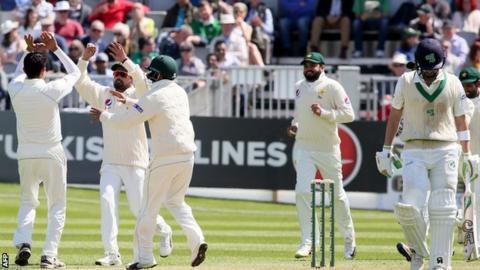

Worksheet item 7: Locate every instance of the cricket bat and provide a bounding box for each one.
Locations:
[463,171,480,261]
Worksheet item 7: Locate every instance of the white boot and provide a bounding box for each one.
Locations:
[410,253,424,270]
[344,241,356,259]
[95,252,122,266]
[159,228,173,257]
[294,243,312,258]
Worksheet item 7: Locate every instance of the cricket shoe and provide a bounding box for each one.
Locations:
[159,228,173,257]
[15,243,31,266]
[40,255,65,269]
[344,242,356,260]
[125,262,157,270]
[396,242,423,270]
[191,242,208,267]
[95,252,122,266]
[294,244,311,258]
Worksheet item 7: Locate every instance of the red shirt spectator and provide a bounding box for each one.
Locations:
[88,0,149,29]
[53,1,84,46]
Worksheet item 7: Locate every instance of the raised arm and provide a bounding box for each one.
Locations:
[74,43,109,108]
[41,32,81,102]
[108,42,149,97]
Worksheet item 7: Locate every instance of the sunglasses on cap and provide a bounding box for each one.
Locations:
[113,70,129,78]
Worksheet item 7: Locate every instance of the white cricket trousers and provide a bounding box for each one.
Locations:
[100,164,170,255]
[135,158,204,264]
[13,157,67,257]
[293,144,356,246]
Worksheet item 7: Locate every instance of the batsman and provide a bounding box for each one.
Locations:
[458,67,480,261]
[376,38,477,270]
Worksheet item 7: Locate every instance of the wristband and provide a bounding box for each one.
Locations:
[121,58,128,64]
[457,130,470,141]
[383,145,392,151]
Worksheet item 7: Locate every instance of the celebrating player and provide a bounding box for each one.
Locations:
[286,52,357,260]
[9,32,80,268]
[74,43,173,266]
[376,38,477,270]
[90,52,207,269]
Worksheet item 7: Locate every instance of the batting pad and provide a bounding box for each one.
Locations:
[429,189,457,269]
[394,203,429,257]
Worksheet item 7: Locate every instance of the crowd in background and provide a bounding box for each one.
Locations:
[1,0,480,113]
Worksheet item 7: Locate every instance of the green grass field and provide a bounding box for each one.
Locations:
[0,182,478,270]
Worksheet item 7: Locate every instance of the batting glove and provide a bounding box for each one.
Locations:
[376,146,402,178]
[461,153,479,181]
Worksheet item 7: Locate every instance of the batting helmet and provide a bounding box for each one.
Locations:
[147,55,177,80]
[414,38,445,70]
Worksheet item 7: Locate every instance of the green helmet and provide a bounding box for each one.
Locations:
[147,55,177,80]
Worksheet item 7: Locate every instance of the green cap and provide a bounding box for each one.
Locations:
[148,55,177,80]
[402,27,420,39]
[301,52,325,65]
[459,67,480,84]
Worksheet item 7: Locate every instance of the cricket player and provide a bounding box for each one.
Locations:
[74,43,173,266]
[90,50,207,270]
[376,38,477,270]
[459,67,480,245]
[9,32,80,268]
[286,52,357,259]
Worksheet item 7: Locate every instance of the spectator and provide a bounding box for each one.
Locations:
[352,0,389,58]
[0,20,25,65]
[210,14,248,66]
[426,0,451,20]
[409,3,442,40]
[111,22,131,56]
[452,0,480,34]
[233,2,263,66]
[214,39,241,68]
[442,39,462,75]
[131,37,159,64]
[246,0,274,64]
[17,0,54,20]
[90,52,113,87]
[33,36,61,73]
[158,25,199,60]
[139,56,151,72]
[54,1,84,47]
[80,20,107,56]
[278,0,316,56]
[395,27,420,62]
[1,0,16,11]
[191,0,221,45]
[389,1,417,32]
[89,0,147,30]
[67,39,85,64]
[442,20,469,68]
[309,0,353,59]
[388,53,407,77]
[177,41,205,76]
[128,3,156,39]
[69,0,92,28]
[40,15,68,53]
[18,8,41,38]
[162,0,196,28]
[469,40,480,71]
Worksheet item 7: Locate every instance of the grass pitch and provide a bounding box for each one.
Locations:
[0,182,478,270]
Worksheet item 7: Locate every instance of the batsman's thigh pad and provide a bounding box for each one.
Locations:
[394,203,429,257]
[429,189,457,269]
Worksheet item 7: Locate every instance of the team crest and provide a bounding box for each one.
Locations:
[317,88,326,98]
[295,89,300,97]
[425,53,436,63]
[105,98,113,109]
[344,97,350,105]
[461,72,468,79]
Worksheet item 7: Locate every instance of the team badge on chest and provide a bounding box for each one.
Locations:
[105,98,113,109]
[317,88,326,99]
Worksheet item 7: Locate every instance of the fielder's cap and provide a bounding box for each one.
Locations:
[54,1,70,11]
[402,27,420,39]
[95,52,109,62]
[147,55,177,80]
[111,62,127,72]
[220,13,235,24]
[1,20,19,35]
[40,15,55,25]
[415,38,444,70]
[417,4,433,15]
[459,67,480,84]
[301,52,325,65]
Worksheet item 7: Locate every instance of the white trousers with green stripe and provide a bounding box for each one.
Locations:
[134,157,204,264]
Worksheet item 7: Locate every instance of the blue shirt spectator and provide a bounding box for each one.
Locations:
[278,0,316,55]
[1,0,16,11]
